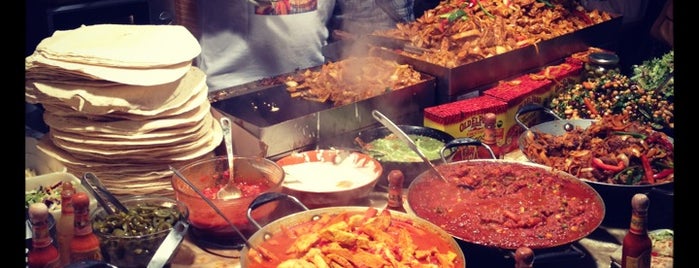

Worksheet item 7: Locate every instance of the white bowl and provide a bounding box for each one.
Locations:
[25,172,98,221]
[275,149,382,209]
[25,137,67,177]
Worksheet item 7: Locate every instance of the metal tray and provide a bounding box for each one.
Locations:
[210,73,437,158]
[370,15,622,103]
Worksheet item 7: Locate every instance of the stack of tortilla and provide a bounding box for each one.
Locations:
[25,24,222,196]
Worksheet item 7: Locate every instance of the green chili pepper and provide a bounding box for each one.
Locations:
[439,9,468,23]
[477,1,495,18]
[536,0,554,7]
[613,166,644,185]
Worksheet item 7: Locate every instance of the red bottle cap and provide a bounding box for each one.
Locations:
[72,192,90,210]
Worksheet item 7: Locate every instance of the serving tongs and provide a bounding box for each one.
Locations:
[81,172,128,215]
[332,29,430,55]
[371,110,451,184]
[367,34,432,55]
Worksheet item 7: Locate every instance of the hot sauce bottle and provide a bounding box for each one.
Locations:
[480,112,502,159]
[621,193,652,268]
[69,192,103,263]
[386,169,406,213]
[27,203,61,268]
[56,182,75,267]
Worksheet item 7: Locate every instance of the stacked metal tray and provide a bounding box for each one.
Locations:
[370,15,623,103]
[210,71,437,158]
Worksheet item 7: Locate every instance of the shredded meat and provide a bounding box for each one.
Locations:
[372,0,614,67]
[522,114,674,185]
[281,56,424,106]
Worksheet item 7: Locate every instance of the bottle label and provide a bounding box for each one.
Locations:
[387,192,402,208]
[629,213,647,234]
[622,248,651,268]
[31,221,53,248]
[74,208,92,235]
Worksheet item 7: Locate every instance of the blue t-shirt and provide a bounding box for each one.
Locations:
[197,0,336,91]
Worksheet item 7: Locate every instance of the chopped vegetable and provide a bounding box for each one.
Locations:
[92,201,185,266]
[549,50,674,132]
[25,181,70,213]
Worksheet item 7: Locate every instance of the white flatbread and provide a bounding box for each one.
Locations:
[37,112,222,164]
[42,94,211,136]
[35,24,201,68]
[26,52,192,86]
[36,76,208,120]
[48,112,213,147]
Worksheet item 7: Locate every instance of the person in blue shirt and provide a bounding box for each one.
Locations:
[329,0,415,37]
[196,0,337,92]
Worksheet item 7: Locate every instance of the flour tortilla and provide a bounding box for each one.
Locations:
[41,90,211,135]
[26,66,204,115]
[35,24,201,68]
[38,112,222,164]
[36,76,208,120]
[27,52,193,86]
[48,112,213,147]
[52,124,219,160]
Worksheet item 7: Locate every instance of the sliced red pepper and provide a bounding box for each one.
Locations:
[640,155,655,184]
[591,157,625,172]
[652,168,674,180]
[438,19,448,32]
[645,134,674,150]
[573,9,593,25]
[583,97,598,117]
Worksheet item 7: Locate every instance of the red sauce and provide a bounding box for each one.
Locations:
[246,208,464,267]
[407,161,605,249]
[183,172,277,236]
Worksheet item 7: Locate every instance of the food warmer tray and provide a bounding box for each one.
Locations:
[370,15,622,103]
[209,72,437,158]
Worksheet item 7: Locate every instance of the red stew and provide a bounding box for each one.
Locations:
[186,172,276,234]
[407,161,605,249]
[246,208,464,267]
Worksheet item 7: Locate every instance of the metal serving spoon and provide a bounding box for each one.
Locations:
[217,117,243,200]
[371,110,450,183]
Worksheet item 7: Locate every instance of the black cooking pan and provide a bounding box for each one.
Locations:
[405,138,606,250]
[355,125,454,188]
[515,103,674,227]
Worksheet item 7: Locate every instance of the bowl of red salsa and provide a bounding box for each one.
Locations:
[171,156,284,248]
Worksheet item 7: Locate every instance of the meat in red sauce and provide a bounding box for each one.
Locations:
[407,161,605,249]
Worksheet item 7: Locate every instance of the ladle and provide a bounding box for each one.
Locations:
[169,165,251,248]
[371,110,450,183]
[216,117,243,200]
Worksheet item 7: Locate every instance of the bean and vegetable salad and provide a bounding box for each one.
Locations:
[549,50,673,133]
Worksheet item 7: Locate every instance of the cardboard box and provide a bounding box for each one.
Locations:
[424,95,508,142]
[483,59,584,153]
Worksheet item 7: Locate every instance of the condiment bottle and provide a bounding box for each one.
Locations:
[514,247,534,268]
[56,182,75,267]
[387,170,406,213]
[621,193,652,268]
[69,192,103,263]
[27,203,61,268]
[480,113,502,159]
